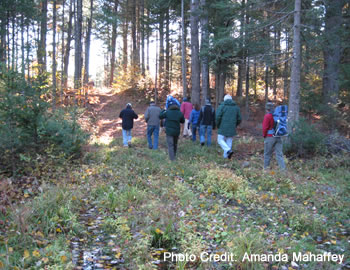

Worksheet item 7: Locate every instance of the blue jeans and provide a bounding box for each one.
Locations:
[200,125,212,146]
[147,125,159,149]
[122,129,132,146]
[192,124,199,141]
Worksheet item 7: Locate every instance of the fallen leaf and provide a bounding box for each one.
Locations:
[32,250,40,257]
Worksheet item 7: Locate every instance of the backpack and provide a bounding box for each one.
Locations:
[272,105,288,137]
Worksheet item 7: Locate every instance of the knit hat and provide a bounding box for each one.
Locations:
[224,94,232,101]
[183,97,188,102]
[265,102,274,112]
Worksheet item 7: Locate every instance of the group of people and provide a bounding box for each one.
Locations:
[119,95,286,170]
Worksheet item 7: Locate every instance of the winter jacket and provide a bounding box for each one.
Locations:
[119,107,138,130]
[159,105,185,136]
[262,113,274,138]
[144,104,161,126]
[216,99,242,137]
[180,102,193,119]
[199,105,215,127]
[189,109,201,125]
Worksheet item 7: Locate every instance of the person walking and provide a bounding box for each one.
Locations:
[159,100,185,161]
[263,102,286,171]
[189,103,201,142]
[216,95,242,159]
[199,99,216,146]
[119,103,138,147]
[180,97,193,138]
[144,101,161,149]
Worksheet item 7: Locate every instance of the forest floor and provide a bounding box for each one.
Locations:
[0,87,349,270]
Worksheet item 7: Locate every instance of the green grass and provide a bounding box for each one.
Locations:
[1,135,349,269]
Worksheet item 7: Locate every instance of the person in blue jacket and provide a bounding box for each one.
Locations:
[189,103,201,142]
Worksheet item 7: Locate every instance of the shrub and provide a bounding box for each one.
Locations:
[285,118,326,157]
[0,71,88,174]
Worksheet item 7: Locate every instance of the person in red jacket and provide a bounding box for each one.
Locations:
[263,102,286,171]
[180,97,193,138]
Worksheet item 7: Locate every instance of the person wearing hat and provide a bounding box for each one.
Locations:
[144,101,161,149]
[216,94,242,159]
[198,98,216,146]
[119,103,138,147]
[159,100,185,161]
[180,97,193,138]
[263,102,286,170]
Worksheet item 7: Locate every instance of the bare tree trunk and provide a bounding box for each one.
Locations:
[322,0,345,104]
[122,0,128,72]
[131,0,137,69]
[155,32,158,103]
[109,0,118,87]
[84,0,93,87]
[26,24,30,79]
[158,15,164,91]
[245,57,250,120]
[21,14,25,78]
[190,0,200,105]
[63,0,73,89]
[52,0,57,109]
[12,16,15,71]
[200,0,209,104]
[165,7,170,92]
[265,64,269,102]
[141,0,145,75]
[181,0,187,98]
[60,0,65,101]
[0,12,6,67]
[236,62,243,97]
[253,56,257,98]
[288,0,301,129]
[38,0,47,74]
[273,27,278,101]
[74,0,83,91]
[283,29,289,101]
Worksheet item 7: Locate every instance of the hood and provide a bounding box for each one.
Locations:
[223,99,236,106]
[169,104,180,110]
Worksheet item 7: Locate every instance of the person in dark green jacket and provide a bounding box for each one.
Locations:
[159,101,185,161]
[216,95,242,159]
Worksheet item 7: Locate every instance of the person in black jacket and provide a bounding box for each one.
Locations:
[198,99,216,146]
[119,103,138,147]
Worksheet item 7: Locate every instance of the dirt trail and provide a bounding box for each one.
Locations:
[86,87,263,146]
[87,88,149,144]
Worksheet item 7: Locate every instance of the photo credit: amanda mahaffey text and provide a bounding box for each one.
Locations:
[163,251,345,265]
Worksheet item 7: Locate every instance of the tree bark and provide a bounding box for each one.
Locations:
[158,15,164,91]
[165,7,170,92]
[74,0,83,91]
[52,0,57,109]
[200,0,209,104]
[131,0,137,68]
[288,0,301,128]
[84,0,93,86]
[38,0,47,74]
[60,0,65,100]
[283,29,289,101]
[265,64,269,102]
[322,0,345,104]
[63,0,73,89]
[141,0,145,75]
[122,0,128,72]
[109,0,118,87]
[181,0,188,97]
[190,0,200,105]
